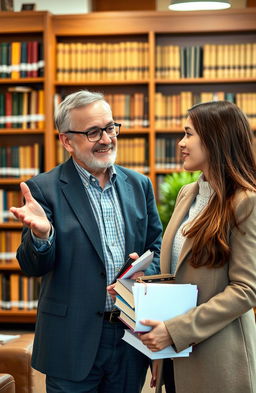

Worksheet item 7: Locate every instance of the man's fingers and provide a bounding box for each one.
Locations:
[20,182,33,203]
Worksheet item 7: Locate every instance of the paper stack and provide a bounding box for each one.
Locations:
[115,280,198,359]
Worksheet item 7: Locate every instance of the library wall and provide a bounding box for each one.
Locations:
[0,9,256,322]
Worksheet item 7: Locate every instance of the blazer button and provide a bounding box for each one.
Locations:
[97,311,104,317]
[100,272,106,278]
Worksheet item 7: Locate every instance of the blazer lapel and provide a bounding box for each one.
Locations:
[59,159,104,263]
[161,182,199,274]
[115,167,136,258]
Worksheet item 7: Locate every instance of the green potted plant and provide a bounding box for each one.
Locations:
[158,171,201,231]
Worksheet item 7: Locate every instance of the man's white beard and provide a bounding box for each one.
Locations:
[75,147,117,170]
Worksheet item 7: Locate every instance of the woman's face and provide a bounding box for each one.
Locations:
[178,117,209,177]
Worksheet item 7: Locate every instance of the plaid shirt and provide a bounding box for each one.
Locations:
[73,159,125,310]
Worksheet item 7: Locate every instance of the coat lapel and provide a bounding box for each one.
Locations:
[161,182,199,274]
[59,159,104,263]
[115,167,136,258]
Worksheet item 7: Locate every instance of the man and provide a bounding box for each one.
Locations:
[10,90,162,393]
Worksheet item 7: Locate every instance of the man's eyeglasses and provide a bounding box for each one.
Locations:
[65,122,121,142]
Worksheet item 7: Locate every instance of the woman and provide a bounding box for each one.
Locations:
[140,101,256,393]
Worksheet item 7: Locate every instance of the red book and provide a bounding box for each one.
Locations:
[5,92,12,128]
[27,42,33,77]
[31,41,39,78]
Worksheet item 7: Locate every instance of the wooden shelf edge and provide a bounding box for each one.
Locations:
[0,264,20,270]
[0,77,44,84]
[0,222,22,228]
[0,129,44,134]
[0,310,36,323]
[155,78,256,84]
[54,80,150,85]
[0,178,34,185]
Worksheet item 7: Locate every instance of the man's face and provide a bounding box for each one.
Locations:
[60,100,117,174]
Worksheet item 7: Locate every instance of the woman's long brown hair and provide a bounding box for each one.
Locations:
[183,101,256,268]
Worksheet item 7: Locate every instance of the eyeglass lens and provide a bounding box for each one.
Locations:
[87,124,119,141]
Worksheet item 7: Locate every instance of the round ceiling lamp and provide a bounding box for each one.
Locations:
[168,0,231,11]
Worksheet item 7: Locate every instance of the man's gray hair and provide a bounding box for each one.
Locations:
[55,90,105,133]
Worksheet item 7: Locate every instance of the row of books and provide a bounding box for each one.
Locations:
[155,91,256,128]
[55,92,149,129]
[0,143,42,178]
[0,87,45,129]
[156,136,182,169]
[0,273,40,310]
[0,190,22,223]
[203,43,256,79]
[116,138,149,173]
[156,43,256,79]
[0,231,20,262]
[156,45,198,79]
[55,41,256,82]
[56,41,149,81]
[0,41,44,79]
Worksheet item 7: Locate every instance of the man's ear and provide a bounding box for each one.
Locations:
[59,133,74,153]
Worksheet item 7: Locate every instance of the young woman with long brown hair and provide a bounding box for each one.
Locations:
[140,101,256,393]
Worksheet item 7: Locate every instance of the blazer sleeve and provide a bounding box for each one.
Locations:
[164,192,256,352]
[16,179,56,277]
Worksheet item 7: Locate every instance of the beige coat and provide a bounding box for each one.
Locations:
[156,181,256,393]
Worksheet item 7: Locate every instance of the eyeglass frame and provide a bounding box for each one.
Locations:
[64,122,121,142]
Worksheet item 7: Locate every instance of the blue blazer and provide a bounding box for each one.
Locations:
[17,158,162,381]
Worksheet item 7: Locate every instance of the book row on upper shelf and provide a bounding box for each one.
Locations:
[0,272,41,310]
[0,41,44,79]
[56,42,149,81]
[55,41,256,82]
[156,43,256,79]
[0,88,45,129]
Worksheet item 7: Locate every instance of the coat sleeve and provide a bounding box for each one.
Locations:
[16,179,56,277]
[164,192,256,352]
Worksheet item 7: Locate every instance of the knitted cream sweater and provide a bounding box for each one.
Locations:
[171,176,214,274]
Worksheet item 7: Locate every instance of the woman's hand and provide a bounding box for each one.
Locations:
[138,320,173,351]
[150,359,160,388]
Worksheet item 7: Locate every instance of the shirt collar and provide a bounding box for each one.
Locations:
[72,158,117,187]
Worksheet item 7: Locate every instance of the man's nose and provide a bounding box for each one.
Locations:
[99,131,112,143]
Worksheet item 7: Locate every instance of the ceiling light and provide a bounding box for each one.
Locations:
[168,0,231,11]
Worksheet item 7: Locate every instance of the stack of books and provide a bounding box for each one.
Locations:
[114,276,198,359]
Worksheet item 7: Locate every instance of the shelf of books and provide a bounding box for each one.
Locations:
[0,8,256,322]
[52,10,256,195]
[0,11,52,323]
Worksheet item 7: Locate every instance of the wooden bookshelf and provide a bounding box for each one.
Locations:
[0,8,256,322]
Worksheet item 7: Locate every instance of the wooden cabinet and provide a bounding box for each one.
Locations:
[0,8,256,322]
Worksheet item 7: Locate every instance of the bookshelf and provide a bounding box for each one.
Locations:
[0,8,256,322]
[0,11,53,322]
